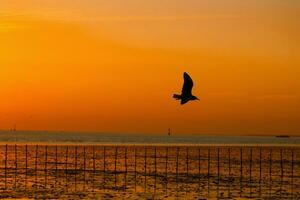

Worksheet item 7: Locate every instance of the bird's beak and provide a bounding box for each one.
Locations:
[196,97,200,101]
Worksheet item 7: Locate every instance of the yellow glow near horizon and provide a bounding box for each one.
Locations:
[0,1,299,135]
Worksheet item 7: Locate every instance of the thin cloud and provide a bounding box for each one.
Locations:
[82,14,241,22]
[0,10,241,24]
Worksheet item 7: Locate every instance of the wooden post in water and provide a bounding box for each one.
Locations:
[45,145,48,189]
[240,147,243,196]
[280,148,283,198]
[93,146,95,192]
[25,144,28,189]
[144,146,147,192]
[124,147,127,191]
[199,148,201,182]
[74,146,77,191]
[259,147,262,196]
[269,148,272,197]
[154,147,157,178]
[175,147,179,197]
[103,146,105,188]
[14,144,17,189]
[134,147,137,192]
[208,148,210,179]
[249,148,252,183]
[165,147,168,193]
[217,148,220,198]
[35,145,38,189]
[259,148,262,182]
[176,147,179,185]
[114,146,118,188]
[208,148,211,196]
[83,146,86,190]
[186,147,189,177]
[228,148,231,177]
[65,146,69,192]
[291,149,294,199]
[55,145,58,188]
[249,148,253,198]
[5,144,7,190]
[228,147,231,198]
[217,148,220,185]
[154,146,157,193]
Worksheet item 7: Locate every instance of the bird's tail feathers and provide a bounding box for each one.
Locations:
[173,94,181,100]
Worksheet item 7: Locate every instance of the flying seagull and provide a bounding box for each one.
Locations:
[173,72,199,105]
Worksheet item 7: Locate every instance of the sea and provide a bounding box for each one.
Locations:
[0,130,299,146]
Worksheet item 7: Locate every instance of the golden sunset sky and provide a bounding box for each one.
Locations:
[0,0,299,135]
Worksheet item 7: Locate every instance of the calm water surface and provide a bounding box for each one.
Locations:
[0,131,299,145]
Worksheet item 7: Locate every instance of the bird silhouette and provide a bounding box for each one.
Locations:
[173,72,199,105]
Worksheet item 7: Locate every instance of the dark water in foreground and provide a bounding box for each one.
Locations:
[1,145,299,199]
[0,131,299,145]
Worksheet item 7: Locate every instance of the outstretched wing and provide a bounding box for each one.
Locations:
[181,98,189,105]
[182,72,194,96]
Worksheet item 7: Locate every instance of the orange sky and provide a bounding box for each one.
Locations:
[0,1,299,135]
